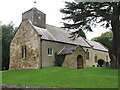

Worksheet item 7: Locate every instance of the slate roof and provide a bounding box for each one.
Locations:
[85,39,108,52]
[29,20,108,52]
[33,24,91,48]
[58,46,77,55]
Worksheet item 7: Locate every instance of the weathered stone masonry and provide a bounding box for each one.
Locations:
[10,20,41,69]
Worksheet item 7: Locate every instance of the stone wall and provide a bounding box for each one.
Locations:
[62,46,86,69]
[74,46,86,68]
[83,47,110,67]
[9,20,41,70]
[92,50,110,67]
[62,46,111,68]
[83,47,95,67]
[62,54,76,68]
[41,40,74,67]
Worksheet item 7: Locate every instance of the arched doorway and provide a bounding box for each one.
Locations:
[77,55,83,69]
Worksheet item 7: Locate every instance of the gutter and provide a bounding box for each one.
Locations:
[38,35,42,68]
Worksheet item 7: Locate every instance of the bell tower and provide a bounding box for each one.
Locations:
[22,7,46,29]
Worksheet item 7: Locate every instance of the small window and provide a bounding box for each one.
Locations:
[86,49,89,60]
[95,54,97,63]
[106,55,108,62]
[48,48,53,56]
[21,45,27,59]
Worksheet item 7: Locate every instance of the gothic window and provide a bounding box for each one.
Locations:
[21,45,27,59]
[106,55,108,62]
[95,54,98,63]
[86,49,89,60]
[48,48,53,56]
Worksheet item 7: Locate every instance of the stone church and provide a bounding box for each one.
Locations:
[9,8,110,70]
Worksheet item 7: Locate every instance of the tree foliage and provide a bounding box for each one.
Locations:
[55,52,66,66]
[60,2,119,30]
[92,31,113,49]
[98,59,104,67]
[60,1,120,69]
[2,22,17,70]
[69,29,86,39]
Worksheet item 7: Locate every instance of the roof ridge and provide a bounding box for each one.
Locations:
[46,24,61,29]
[58,47,66,55]
[85,39,94,47]
[46,24,71,33]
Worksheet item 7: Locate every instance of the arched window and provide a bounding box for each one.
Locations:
[106,55,108,62]
[21,45,27,59]
[95,54,97,63]
[86,49,89,60]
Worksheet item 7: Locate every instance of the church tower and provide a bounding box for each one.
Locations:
[22,7,46,29]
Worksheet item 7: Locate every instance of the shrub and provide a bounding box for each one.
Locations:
[54,52,66,66]
[98,59,105,67]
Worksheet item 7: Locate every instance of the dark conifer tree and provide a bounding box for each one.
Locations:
[2,22,17,70]
[60,1,120,69]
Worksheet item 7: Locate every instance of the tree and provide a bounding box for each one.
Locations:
[2,22,17,70]
[55,52,65,66]
[69,29,87,39]
[60,1,120,69]
[98,59,105,67]
[91,31,113,49]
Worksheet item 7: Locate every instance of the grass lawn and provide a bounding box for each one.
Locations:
[0,72,2,83]
[2,67,118,88]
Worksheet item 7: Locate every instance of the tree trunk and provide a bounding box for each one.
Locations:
[110,23,120,69]
[109,3,120,69]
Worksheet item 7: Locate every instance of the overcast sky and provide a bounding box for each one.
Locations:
[0,0,110,40]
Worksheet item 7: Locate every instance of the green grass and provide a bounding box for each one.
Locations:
[0,72,2,83]
[2,67,118,88]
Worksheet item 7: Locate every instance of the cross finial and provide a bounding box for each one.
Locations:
[33,1,37,7]
[34,1,37,4]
